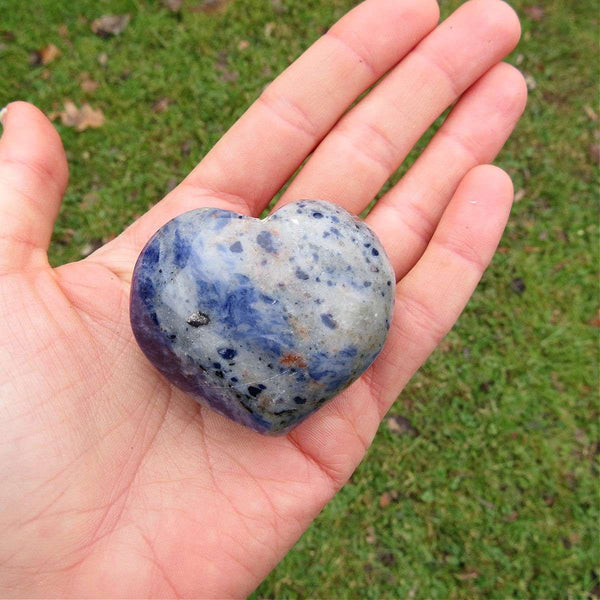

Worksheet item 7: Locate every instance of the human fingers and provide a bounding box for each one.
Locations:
[0,102,68,274]
[286,165,514,477]
[367,62,527,279]
[366,164,514,416]
[275,0,521,214]
[95,0,439,276]
[179,0,439,215]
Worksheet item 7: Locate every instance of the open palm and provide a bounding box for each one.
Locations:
[0,0,526,597]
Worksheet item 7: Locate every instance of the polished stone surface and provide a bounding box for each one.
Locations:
[130,200,395,434]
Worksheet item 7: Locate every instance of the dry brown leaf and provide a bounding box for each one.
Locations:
[524,73,537,91]
[514,188,526,202]
[81,78,99,93]
[583,105,598,122]
[379,492,392,508]
[524,6,544,21]
[386,415,419,437]
[91,14,130,38]
[237,39,250,51]
[163,0,183,10]
[264,22,275,37]
[40,43,61,65]
[81,238,103,257]
[456,569,479,581]
[60,100,105,132]
[152,97,172,113]
[28,51,42,66]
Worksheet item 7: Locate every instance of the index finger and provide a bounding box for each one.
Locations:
[93,0,439,276]
[178,0,439,216]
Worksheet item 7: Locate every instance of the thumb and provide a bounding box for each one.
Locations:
[0,101,68,273]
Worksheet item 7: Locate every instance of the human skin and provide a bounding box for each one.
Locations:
[0,0,526,597]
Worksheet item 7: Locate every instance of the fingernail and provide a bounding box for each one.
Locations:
[0,106,7,126]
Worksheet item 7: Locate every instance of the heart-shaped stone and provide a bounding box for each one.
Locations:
[130,200,394,434]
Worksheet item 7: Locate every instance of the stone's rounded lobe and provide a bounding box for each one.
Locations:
[130,200,395,435]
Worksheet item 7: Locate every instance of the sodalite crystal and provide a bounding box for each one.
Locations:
[130,200,395,434]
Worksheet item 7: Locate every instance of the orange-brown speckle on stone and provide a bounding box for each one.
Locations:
[280,353,307,368]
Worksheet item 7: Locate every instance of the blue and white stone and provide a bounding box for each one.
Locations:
[130,200,395,435]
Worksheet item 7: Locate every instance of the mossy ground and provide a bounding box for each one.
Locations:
[1,1,598,597]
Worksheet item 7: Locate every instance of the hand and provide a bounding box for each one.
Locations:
[0,0,526,596]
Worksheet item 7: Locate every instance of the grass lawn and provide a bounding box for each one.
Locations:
[1,0,598,597]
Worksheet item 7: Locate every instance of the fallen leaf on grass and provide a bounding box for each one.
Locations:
[524,73,537,91]
[455,569,479,581]
[59,100,105,131]
[584,105,598,122]
[237,39,250,50]
[562,533,581,548]
[56,227,75,245]
[379,492,392,507]
[163,0,182,10]
[514,188,526,202]
[152,97,172,113]
[264,22,276,37]
[386,415,419,437]
[524,6,544,21]
[81,238,103,257]
[80,73,100,93]
[39,43,61,65]
[91,14,130,38]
